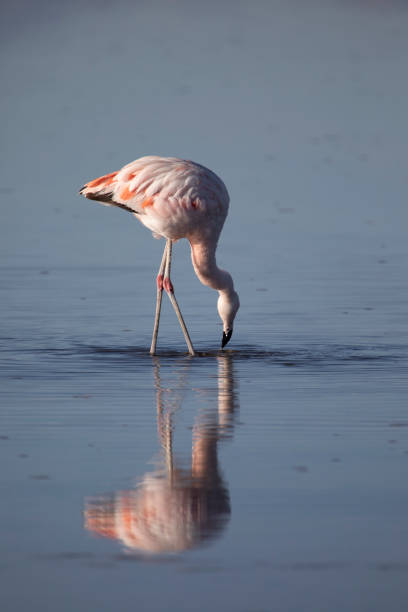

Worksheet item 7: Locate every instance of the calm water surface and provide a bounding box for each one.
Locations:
[1,232,408,612]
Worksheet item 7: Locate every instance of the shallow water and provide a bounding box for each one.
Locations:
[1,231,408,611]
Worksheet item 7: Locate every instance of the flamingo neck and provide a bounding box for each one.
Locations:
[189,240,234,296]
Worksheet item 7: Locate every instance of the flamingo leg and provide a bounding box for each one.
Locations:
[163,239,195,356]
[150,243,168,355]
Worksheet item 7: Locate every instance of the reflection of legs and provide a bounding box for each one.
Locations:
[154,360,174,474]
[153,357,193,480]
[150,243,168,355]
[164,239,195,356]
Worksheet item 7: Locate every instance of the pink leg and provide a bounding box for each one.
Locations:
[164,240,195,356]
[150,243,168,355]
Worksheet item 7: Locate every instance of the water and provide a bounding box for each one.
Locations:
[2,1,408,610]
[2,231,408,611]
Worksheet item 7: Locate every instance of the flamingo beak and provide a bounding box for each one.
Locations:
[221,329,233,348]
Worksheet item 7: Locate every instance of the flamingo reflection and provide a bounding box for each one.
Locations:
[84,354,238,553]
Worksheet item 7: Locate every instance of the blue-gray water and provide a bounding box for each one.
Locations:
[1,1,408,611]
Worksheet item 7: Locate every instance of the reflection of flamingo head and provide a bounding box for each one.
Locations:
[85,470,230,553]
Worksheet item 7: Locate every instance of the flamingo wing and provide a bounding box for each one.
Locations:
[79,170,144,214]
[80,156,229,220]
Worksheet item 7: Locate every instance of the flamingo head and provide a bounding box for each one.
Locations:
[218,290,240,348]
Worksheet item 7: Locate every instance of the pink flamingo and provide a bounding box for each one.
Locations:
[79,156,239,356]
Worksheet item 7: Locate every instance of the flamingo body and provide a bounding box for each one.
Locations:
[81,156,229,242]
[79,156,239,353]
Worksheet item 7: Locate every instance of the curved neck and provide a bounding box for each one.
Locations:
[190,240,234,295]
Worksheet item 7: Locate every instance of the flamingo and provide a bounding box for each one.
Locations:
[79,156,239,356]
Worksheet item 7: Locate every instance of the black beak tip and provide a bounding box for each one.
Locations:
[221,329,233,349]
